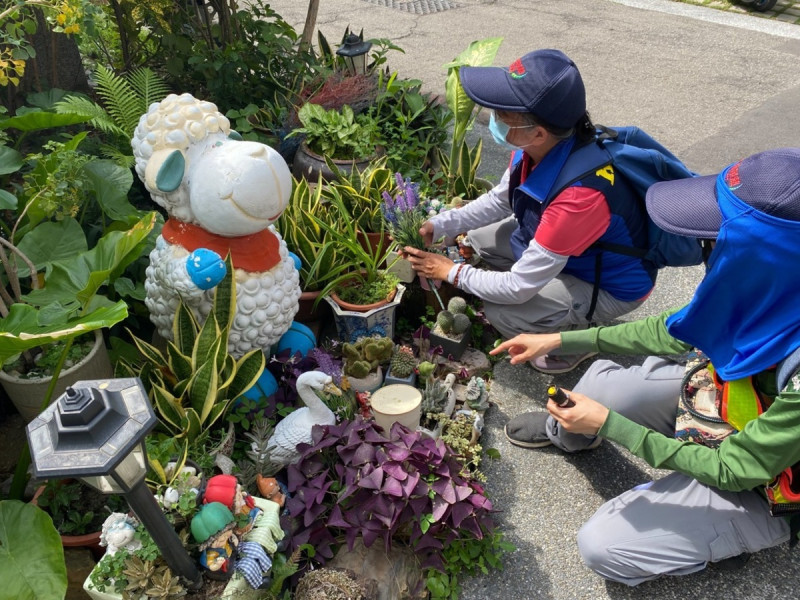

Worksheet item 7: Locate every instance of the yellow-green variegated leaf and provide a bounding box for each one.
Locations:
[204,401,230,433]
[167,341,193,381]
[218,354,237,392]
[184,409,202,442]
[227,349,265,401]
[193,313,220,368]
[152,383,184,431]
[148,457,168,486]
[172,303,198,355]
[126,329,166,366]
[188,357,219,422]
[211,255,236,336]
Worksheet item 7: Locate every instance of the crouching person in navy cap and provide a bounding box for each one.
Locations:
[404,49,656,374]
[491,148,800,585]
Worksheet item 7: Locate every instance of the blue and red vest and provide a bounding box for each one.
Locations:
[507,138,656,302]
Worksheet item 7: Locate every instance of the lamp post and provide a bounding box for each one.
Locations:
[336,33,373,76]
[26,378,203,590]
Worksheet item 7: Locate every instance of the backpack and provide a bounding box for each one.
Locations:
[545,126,704,321]
[547,125,705,270]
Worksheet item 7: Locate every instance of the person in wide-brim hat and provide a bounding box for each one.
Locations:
[492,147,800,585]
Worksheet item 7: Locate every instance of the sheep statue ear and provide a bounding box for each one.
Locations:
[144,149,186,192]
[227,130,243,141]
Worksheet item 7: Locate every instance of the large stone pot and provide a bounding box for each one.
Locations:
[0,330,112,422]
[291,141,381,184]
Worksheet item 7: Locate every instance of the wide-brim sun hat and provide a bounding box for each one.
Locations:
[646,147,800,238]
[459,49,586,130]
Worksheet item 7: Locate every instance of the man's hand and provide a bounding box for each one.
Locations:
[403,246,454,281]
[547,390,609,435]
[490,333,561,365]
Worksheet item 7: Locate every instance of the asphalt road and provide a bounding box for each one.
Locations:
[268,1,800,597]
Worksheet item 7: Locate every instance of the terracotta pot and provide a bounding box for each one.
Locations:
[330,286,398,313]
[31,481,105,561]
[0,330,112,422]
[291,141,380,184]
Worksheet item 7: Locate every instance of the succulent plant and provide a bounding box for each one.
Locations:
[436,310,455,334]
[452,313,471,335]
[144,567,185,600]
[447,296,468,315]
[389,345,417,378]
[342,336,393,378]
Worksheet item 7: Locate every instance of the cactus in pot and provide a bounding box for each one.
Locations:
[342,336,393,392]
[430,296,473,360]
[384,345,417,386]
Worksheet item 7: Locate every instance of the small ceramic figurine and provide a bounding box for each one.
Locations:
[466,376,490,411]
[265,371,341,467]
[256,475,285,508]
[100,513,141,556]
[192,502,240,576]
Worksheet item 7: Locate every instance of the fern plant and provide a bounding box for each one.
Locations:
[55,65,171,166]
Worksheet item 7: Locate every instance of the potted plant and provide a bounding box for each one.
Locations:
[384,344,417,386]
[31,478,126,560]
[275,177,340,322]
[341,335,393,393]
[282,417,504,584]
[416,361,456,439]
[117,257,265,448]
[289,102,382,183]
[429,296,473,360]
[308,186,405,342]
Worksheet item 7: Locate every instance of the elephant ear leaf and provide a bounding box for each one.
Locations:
[0,500,67,600]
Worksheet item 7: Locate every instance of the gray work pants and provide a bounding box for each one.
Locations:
[467,217,644,339]
[546,358,790,586]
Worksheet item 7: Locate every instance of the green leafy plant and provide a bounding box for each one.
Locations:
[0,500,67,600]
[118,256,265,444]
[35,479,125,536]
[290,102,380,160]
[55,65,171,166]
[275,177,339,292]
[325,155,397,233]
[369,70,451,182]
[308,184,399,307]
[426,529,515,600]
[436,36,503,201]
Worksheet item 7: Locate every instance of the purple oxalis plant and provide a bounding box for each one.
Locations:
[281,417,496,574]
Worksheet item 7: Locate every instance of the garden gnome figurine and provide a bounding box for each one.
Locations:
[131,93,302,358]
[192,502,239,576]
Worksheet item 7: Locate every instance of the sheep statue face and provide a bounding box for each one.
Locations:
[132,93,301,358]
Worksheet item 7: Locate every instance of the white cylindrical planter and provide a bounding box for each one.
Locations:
[370,384,422,438]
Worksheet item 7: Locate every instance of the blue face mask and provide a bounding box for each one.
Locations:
[488,111,535,151]
[488,111,518,151]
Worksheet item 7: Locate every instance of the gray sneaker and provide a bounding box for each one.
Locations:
[504,412,552,448]
[504,411,603,450]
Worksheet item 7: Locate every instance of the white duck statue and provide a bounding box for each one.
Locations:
[265,371,341,468]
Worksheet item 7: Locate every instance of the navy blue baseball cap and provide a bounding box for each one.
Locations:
[646,148,800,238]
[459,49,586,130]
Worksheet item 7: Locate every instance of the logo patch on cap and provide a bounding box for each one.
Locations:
[725,162,742,190]
[508,58,527,80]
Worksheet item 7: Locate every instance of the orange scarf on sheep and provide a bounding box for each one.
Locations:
[162,219,280,272]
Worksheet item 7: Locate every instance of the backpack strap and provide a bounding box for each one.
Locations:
[776,345,800,391]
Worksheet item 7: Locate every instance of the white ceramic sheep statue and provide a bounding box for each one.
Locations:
[131,93,301,358]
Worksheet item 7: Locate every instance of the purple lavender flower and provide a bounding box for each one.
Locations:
[309,348,344,386]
